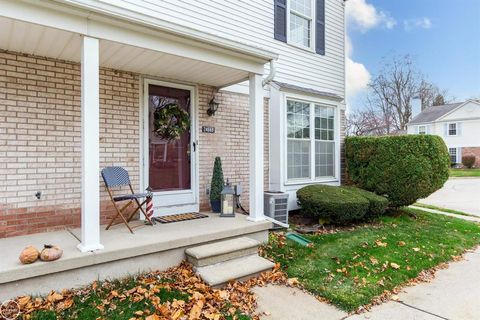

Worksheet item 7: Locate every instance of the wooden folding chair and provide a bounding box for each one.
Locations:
[101,166,154,233]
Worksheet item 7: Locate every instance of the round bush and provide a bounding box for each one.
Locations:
[345,135,449,207]
[462,155,476,169]
[343,186,389,218]
[297,185,369,224]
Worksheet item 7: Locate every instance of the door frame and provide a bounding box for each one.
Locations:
[140,78,199,215]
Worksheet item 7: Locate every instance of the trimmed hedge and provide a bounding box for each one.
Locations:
[343,186,389,219]
[297,185,369,224]
[345,135,449,207]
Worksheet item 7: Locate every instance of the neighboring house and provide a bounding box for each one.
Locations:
[407,100,480,167]
[0,0,345,296]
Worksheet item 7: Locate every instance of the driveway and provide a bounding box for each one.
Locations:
[418,178,480,217]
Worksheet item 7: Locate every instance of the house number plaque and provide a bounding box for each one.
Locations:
[202,126,215,133]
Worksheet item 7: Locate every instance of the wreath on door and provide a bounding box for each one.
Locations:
[153,103,190,141]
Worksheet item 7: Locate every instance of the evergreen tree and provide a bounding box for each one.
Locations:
[210,157,224,201]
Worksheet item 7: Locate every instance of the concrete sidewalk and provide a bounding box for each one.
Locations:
[254,247,480,320]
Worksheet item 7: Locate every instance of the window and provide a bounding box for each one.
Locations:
[287,99,336,181]
[289,0,313,48]
[448,123,457,136]
[418,125,426,134]
[449,148,457,164]
[287,100,311,179]
[274,0,325,54]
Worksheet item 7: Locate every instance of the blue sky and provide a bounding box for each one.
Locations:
[346,0,480,109]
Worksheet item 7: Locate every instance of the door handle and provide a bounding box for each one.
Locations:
[193,141,196,152]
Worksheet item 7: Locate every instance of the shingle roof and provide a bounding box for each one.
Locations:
[272,81,343,100]
[409,102,463,124]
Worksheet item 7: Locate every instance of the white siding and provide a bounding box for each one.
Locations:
[93,0,346,97]
[407,101,480,149]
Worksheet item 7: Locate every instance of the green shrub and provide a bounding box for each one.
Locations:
[297,185,369,224]
[345,135,449,207]
[343,186,389,219]
[462,155,476,168]
[210,157,224,201]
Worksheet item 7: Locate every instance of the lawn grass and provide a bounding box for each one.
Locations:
[263,208,480,312]
[413,202,478,218]
[26,269,253,320]
[449,168,480,177]
[30,277,190,320]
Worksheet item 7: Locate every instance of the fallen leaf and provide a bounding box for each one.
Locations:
[398,241,406,246]
[369,256,379,265]
[390,263,400,270]
[287,278,299,286]
[413,247,421,252]
[47,292,64,303]
[375,240,388,247]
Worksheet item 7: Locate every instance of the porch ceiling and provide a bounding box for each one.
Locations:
[0,16,252,87]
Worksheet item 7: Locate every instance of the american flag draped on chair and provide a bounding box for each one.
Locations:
[101,166,155,233]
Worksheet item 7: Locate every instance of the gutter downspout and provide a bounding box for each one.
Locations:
[262,60,276,87]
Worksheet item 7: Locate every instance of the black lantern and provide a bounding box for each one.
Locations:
[220,180,236,217]
[207,97,219,116]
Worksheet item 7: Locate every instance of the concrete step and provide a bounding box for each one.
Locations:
[195,254,275,287]
[185,237,260,267]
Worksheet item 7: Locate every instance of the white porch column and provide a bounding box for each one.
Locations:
[77,36,104,252]
[247,73,265,221]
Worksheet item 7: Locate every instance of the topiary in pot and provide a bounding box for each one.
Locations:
[210,157,224,213]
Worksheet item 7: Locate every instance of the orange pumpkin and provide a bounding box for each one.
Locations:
[40,244,63,262]
[19,246,39,264]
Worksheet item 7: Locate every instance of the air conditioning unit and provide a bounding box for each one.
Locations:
[264,191,289,230]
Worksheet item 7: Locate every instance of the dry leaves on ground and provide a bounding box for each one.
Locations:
[15,262,289,320]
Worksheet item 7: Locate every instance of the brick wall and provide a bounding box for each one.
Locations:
[0,50,269,238]
[462,147,480,167]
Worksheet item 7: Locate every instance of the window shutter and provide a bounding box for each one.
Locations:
[444,123,448,136]
[457,122,462,136]
[315,0,326,55]
[458,147,462,163]
[274,0,287,42]
[415,126,419,134]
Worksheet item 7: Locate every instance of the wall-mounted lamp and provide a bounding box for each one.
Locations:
[207,97,219,116]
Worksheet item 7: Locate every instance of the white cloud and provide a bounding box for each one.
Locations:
[345,0,393,103]
[346,56,371,98]
[346,0,396,32]
[403,17,433,31]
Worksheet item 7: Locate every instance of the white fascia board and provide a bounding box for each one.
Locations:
[0,0,270,74]
[436,100,480,122]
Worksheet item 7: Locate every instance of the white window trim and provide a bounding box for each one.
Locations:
[284,93,340,185]
[448,147,458,164]
[418,125,426,134]
[447,122,457,136]
[286,0,316,52]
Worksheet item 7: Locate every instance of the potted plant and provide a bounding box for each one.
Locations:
[210,157,224,213]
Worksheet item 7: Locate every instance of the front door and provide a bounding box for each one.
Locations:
[143,79,198,216]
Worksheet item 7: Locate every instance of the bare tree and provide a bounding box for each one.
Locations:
[362,55,451,133]
[417,79,450,109]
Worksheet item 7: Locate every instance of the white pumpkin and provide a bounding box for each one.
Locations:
[40,244,63,262]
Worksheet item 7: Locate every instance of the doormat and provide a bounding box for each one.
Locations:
[153,212,209,224]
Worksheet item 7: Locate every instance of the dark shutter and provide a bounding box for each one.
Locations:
[315,0,325,55]
[274,0,287,42]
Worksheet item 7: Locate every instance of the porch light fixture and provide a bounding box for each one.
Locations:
[220,179,236,217]
[207,97,219,116]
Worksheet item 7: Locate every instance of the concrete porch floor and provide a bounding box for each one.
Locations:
[0,213,271,300]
